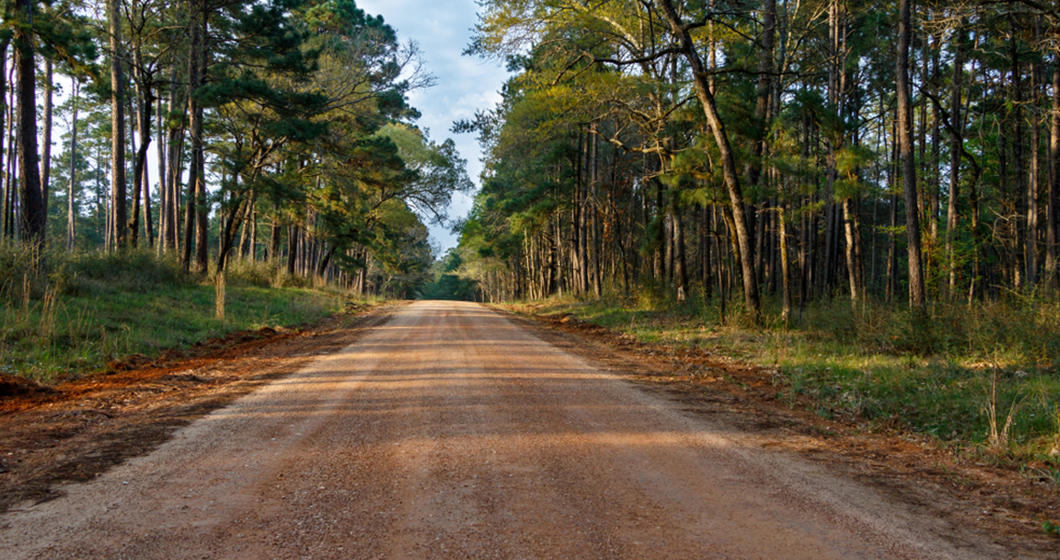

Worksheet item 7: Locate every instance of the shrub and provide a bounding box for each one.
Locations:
[68,249,187,293]
[225,258,279,288]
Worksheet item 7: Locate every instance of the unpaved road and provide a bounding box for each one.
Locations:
[0,301,1020,558]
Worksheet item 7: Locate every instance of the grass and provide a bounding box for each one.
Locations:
[516,288,1060,467]
[0,248,359,383]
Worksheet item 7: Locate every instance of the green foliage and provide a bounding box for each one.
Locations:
[225,257,316,289]
[1043,520,1060,538]
[797,298,1060,365]
[418,249,477,301]
[524,293,1060,464]
[0,250,347,383]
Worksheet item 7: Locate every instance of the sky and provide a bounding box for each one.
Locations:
[356,0,510,253]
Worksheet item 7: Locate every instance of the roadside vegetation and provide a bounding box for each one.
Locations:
[1,249,355,384]
[517,293,1060,470]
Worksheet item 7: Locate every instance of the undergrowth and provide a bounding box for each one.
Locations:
[1,247,355,383]
[519,288,1060,468]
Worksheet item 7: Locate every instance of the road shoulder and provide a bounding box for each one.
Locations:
[0,303,399,514]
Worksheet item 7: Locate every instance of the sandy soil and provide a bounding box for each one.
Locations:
[0,300,1054,558]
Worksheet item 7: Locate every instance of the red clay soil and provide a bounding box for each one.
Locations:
[0,303,397,512]
[507,307,1060,556]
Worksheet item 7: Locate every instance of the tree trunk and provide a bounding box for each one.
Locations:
[155,95,167,253]
[268,219,280,261]
[779,202,791,322]
[287,225,299,276]
[193,15,209,272]
[672,206,687,300]
[1009,26,1026,290]
[107,0,127,249]
[182,2,207,271]
[824,0,840,296]
[132,46,154,249]
[1049,50,1060,287]
[128,96,141,247]
[238,200,251,259]
[165,61,185,254]
[181,150,197,270]
[15,0,44,249]
[67,80,79,251]
[929,34,941,244]
[0,38,7,241]
[590,131,601,297]
[897,0,926,308]
[843,197,860,302]
[656,0,760,318]
[700,204,712,297]
[216,195,247,272]
[1028,25,1041,287]
[42,57,52,233]
[947,25,965,295]
[249,206,257,260]
[746,0,776,196]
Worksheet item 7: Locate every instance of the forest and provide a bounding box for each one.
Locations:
[0,0,471,298]
[0,0,1059,506]
[451,0,1060,322]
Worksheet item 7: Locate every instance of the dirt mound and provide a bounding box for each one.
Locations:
[0,374,57,398]
[191,326,286,351]
[544,312,607,332]
[107,353,152,372]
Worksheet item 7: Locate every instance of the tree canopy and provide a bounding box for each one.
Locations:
[0,0,470,298]
[449,0,1060,315]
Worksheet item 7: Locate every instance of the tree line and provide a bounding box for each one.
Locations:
[0,0,470,298]
[453,0,1060,319]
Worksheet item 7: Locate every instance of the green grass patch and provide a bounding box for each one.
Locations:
[519,291,1060,466]
[1,248,357,383]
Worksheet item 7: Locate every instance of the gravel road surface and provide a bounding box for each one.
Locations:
[0,301,1003,559]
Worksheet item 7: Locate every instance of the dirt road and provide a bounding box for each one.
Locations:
[0,301,1017,558]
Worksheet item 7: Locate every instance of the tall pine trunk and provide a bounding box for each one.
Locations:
[0,39,9,240]
[1009,27,1026,290]
[165,62,184,255]
[67,80,79,251]
[1028,23,1041,287]
[657,0,760,319]
[42,57,52,235]
[897,0,926,308]
[155,95,166,253]
[107,0,127,249]
[779,200,792,322]
[182,1,207,271]
[843,197,861,302]
[193,14,209,272]
[131,46,154,248]
[947,25,965,295]
[15,0,44,250]
[1048,51,1060,287]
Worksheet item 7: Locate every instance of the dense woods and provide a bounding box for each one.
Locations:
[453,0,1060,318]
[5,0,1060,315]
[0,0,470,298]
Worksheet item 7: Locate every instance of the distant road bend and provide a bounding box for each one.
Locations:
[1,301,1002,559]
